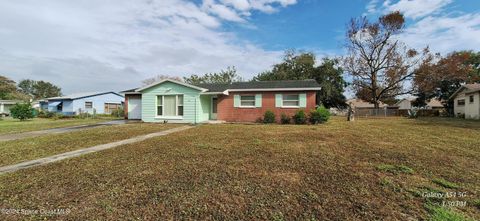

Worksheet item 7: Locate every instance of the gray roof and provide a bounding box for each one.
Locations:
[195,79,321,92]
[48,91,123,100]
[465,83,480,91]
[449,83,480,100]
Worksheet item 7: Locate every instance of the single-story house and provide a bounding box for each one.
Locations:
[0,100,22,116]
[394,98,443,110]
[122,79,321,123]
[44,92,124,115]
[450,83,480,119]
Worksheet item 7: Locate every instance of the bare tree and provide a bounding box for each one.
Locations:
[343,11,429,108]
[142,75,183,86]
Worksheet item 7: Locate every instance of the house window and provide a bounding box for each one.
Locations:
[282,94,299,107]
[457,99,465,106]
[177,95,184,116]
[157,95,184,116]
[240,95,255,107]
[85,102,93,109]
[104,103,120,114]
[470,95,474,103]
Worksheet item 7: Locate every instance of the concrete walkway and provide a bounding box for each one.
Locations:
[0,120,136,142]
[0,125,194,174]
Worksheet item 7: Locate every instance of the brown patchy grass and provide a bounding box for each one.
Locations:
[0,117,118,135]
[0,117,479,220]
[0,123,178,167]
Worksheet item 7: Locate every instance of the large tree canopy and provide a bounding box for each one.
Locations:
[413,51,480,112]
[18,79,62,99]
[253,51,347,108]
[0,75,18,100]
[142,75,183,86]
[343,11,429,108]
[184,66,243,85]
[0,75,30,100]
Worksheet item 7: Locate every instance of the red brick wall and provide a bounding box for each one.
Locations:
[217,91,316,122]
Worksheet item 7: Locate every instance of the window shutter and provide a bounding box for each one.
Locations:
[299,93,307,107]
[275,94,282,107]
[233,94,240,107]
[255,94,262,107]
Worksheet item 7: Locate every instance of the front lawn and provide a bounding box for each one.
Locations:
[0,123,179,167]
[0,117,119,135]
[0,117,479,220]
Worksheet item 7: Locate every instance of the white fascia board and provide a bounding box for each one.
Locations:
[136,79,208,92]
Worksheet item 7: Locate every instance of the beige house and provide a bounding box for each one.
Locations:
[450,84,480,119]
[0,100,20,116]
[394,97,443,110]
[346,99,388,108]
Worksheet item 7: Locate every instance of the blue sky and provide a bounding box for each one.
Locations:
[0,0,479,94]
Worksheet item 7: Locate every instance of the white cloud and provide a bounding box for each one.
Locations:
[401,13,480,53]
[362,0,480,55]
[365,0,452,19]
[383,0,452,19]
[202,0,298,21]
[0,0,295,94]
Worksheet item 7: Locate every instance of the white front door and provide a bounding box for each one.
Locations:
[211,97,218,120]
[128,97,142,119]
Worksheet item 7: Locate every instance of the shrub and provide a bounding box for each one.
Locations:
[309,105,331,124]
[263,110,276,124]
[10,103,34,121]
[52,112,66,120]
[111,107,125,118]
[293,110,307,124]
[280,113,290,124]
[37,110,56,118]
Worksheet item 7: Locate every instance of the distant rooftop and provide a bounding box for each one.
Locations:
[48,92,123,100]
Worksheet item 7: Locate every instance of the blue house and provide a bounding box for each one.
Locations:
[44,92,124,115]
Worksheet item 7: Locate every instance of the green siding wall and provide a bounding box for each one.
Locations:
[198,95,212,122]
[141,82,202,123]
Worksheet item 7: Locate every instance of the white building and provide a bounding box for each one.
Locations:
[450,84,480,119]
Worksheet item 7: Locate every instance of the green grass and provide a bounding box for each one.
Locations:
[432,178,460,189]
[473,199,480,209]
[0,117,479,220]
[0,123,178,166]
[427,204,473,221]
[376,164,414,174]
[0,117,119,135]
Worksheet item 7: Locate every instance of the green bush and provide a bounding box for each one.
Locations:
[37,110,56,118]
[263,110,276,124]
[309,105,331,124]
[111,107,125,118]
[10,103,34,121]
[293,110,307,124]
[280,113,290,124]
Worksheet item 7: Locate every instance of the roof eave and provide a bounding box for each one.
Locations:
[225,87,322,93]
[135,79,208,92]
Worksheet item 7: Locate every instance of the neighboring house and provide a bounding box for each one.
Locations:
[45,92,124,115]
[122,79,321,123]
[394,98,444,110]
[0,100,22,116]
[450,83,480,119]
[346,99,388,109]
[394,98,415,110]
